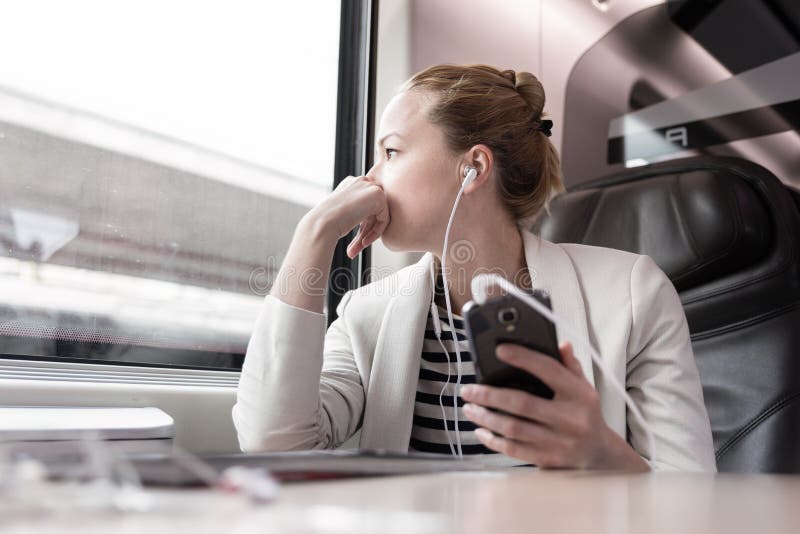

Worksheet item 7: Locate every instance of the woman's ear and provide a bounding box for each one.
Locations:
[461,144,493,194]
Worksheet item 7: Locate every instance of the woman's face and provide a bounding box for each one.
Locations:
[367,90,460,253]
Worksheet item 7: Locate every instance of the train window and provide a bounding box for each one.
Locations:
[0,1,344,370]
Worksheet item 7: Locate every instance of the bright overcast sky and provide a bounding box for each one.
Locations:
[0,0,340,187]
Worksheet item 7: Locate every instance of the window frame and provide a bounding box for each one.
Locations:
[328,0,379,326]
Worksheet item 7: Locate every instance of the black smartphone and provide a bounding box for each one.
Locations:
[462,290,561,399]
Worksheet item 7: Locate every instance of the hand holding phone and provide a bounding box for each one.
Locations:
[462,290,561,399]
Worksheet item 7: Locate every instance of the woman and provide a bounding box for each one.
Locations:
[233,64,716,471]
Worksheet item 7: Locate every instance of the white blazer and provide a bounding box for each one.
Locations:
[233,229,717,471]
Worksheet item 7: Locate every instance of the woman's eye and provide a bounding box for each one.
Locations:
[385,148,398,160]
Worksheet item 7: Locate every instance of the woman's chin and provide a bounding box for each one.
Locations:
[379,223,429,253]
[379,235,398,252]
[378,229,404,252]
[380,225,431,253]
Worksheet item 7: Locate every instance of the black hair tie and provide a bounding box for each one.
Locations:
[536,119,553,137]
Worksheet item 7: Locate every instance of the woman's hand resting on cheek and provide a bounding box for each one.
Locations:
[461,342,650,472]
[305,175,390,259]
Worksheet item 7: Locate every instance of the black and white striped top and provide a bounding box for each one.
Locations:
[408,301,522,466]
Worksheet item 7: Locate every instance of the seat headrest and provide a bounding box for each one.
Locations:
[533,166,773,291]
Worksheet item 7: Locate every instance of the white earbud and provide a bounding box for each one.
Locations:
[462,166,477,187]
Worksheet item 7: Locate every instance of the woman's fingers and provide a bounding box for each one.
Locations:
[463,403,563,466]
[558,341,584,377]
[360,227,380,250]
[335,175,389,258]
[473,428,531,463]
[359,218,388,250]
[346,191,390,256]
[366,200,390,245]
[472,428,569,468]
[346,210,387,258]
[463,403,552,443]
[346,221,382,259]
[346,220,373,258]
[461,383,562,425]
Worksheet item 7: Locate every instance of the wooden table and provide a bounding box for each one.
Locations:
[6,470,800,533]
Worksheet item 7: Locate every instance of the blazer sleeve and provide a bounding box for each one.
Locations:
[232,292,365,452]
[626,255,717,472]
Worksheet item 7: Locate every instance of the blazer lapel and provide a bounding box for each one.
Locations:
[359,254,434,451]
[522,231,596,385]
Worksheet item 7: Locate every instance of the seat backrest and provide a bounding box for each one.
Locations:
[533,156,800,473]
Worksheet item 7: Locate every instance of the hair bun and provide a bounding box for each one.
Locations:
[513,71,545,118]
[500,69,517,86]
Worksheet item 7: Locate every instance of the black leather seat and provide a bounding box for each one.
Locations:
[532,156,800,473]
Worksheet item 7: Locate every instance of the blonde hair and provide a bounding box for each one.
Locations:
[404,64,564,224]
